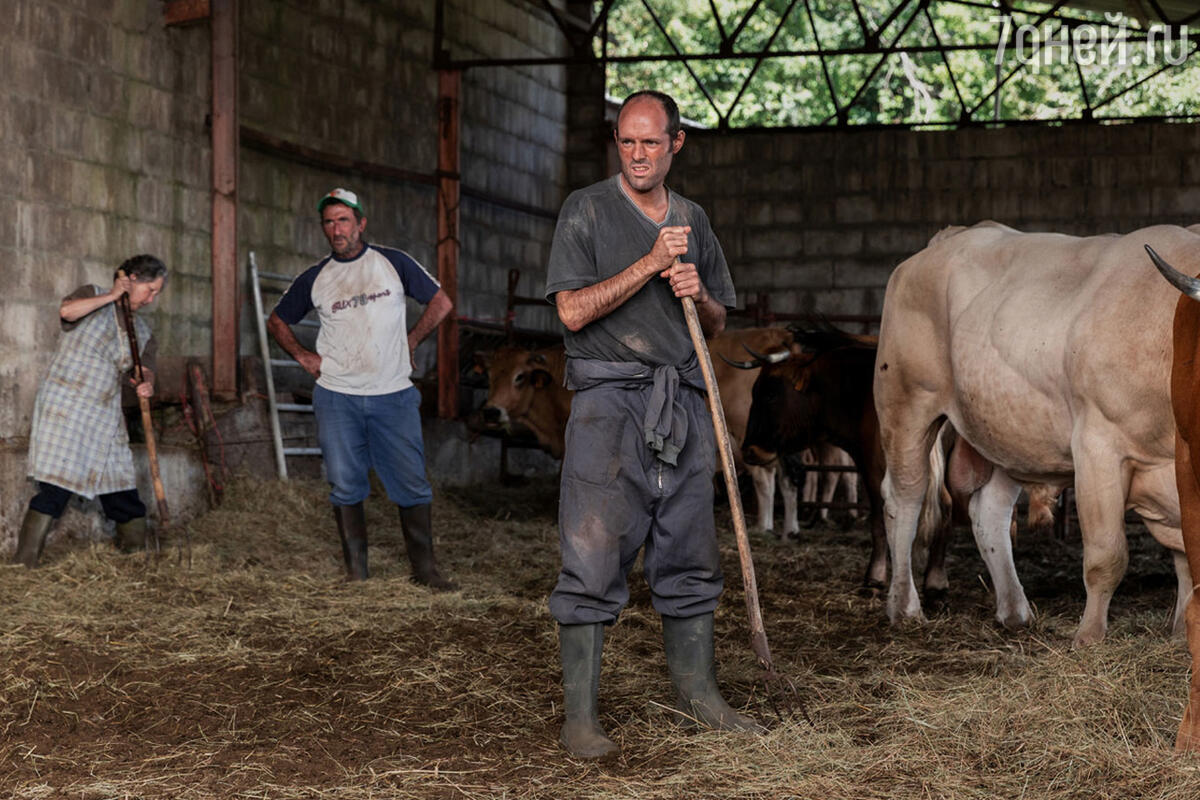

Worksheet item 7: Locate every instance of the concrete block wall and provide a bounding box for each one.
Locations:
[0,0,573,538]
[241,0,569,347]
[0,0,212,442]
[672,121,1200,319]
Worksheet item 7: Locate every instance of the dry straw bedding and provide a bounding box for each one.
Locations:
[1,476,1199,799]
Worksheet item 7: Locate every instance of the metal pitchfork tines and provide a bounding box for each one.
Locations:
[680,288,814,727]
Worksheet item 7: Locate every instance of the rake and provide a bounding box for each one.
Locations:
[681,291,813,726]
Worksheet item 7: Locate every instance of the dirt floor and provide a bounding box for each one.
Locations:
[2,475,1199,799]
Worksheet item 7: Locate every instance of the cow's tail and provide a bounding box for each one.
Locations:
[916,422,952,550]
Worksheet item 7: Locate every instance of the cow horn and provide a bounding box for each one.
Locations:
[1146,244,1200,300]
[742,343,791,364]
[717,352,760,370]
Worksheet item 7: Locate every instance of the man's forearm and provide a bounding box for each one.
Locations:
[694,291,726,338]
[267,313,311,361]
[408,290,453,347]
[556,257,658,332]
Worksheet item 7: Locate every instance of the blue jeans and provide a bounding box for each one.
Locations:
[313,384,433,508]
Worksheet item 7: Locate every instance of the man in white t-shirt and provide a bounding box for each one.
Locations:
[268,188,456,589]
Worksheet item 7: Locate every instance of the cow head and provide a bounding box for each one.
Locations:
[740,344,821,466]
[740,323,878,468]
[479,346,558,431]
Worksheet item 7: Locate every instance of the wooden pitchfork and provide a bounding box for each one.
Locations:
[115,279,184,564]
[681,290,812,725]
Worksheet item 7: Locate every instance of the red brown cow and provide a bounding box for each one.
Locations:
[739,323,1057,604]
[477,345,572,459]
[1143,244,1200,751]
[478,328,800,534]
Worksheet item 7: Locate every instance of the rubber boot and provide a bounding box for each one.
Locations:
[13,509,54,568]
[662,613,764,732]
[398,504,456,591]
[558,623,619,759]
[115,517,147,552]
[333,503,369,580]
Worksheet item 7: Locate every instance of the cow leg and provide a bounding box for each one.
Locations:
[1070,448,1131,647]
[1174,433,1200,751]
[843,467,861,524]
[778,467,799,539]
[1172,549,1192,639]
[967,469,1031,630]
[881,431,940,621]
[817,464,838,525]
[747,463,775,533]
[800,448,819,528]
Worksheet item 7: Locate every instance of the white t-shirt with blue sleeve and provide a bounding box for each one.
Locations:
[273,243,440,395]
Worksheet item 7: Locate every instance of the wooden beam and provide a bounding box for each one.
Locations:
[436,70,461,420]
[210,0,238,400]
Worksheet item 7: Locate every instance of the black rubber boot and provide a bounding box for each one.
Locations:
[13,509,54,568]
[559,623,619,759]
[662,613,764,732]
[398,504,456,591]
[333,503,369,580]
[115,517,147,552]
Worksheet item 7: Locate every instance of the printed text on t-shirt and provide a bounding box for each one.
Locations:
[331,289,391,313]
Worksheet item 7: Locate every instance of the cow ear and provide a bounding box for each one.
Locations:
[530,369,553,388]
[792,374,810,392]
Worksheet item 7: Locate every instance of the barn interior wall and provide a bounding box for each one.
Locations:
[670,122,1200,321]
[0,0,572,538]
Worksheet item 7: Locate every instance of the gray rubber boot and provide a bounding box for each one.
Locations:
[558,623,619,759]
[115,517,147,552]
[662,613,764,732]
[398,504,456,591]
[333,503,369,580]
[13,509,54,568]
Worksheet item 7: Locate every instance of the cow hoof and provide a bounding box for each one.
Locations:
[922,587,949,615]
[857,581,885,599]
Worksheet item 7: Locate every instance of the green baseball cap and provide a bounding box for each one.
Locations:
[318,187,362,214]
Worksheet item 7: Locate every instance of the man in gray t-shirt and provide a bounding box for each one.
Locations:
[544,91,761,760]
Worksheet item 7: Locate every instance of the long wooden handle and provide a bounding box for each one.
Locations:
[118,290,170,529]
[681,294,774,671]
[139,394,170,528]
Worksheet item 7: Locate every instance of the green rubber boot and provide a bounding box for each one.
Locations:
[662,613,764,732]
[558,623,619,759]
[13,509,54,568]
[398,504,456,591]
[115,517,147,552]
[333,503,369,580]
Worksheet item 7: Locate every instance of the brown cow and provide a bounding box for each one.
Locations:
[477,345,572,459]
[478,328,801,534]
[1143,244,1200,751]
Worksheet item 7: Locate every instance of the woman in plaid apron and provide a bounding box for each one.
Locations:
[14,254,167,567]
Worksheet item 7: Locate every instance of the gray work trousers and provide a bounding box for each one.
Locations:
[549,381,724,625]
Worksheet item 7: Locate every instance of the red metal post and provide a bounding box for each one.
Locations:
[436,69,461,419]
[210,0,238,400]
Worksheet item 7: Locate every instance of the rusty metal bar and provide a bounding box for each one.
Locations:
[210,0,238,400]
[436,69,461,420]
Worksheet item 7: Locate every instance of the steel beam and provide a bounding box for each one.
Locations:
[436,70,461,420]
[210,0,238,400]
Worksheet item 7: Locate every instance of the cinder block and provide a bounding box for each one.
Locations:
[804,228,864,257]
[835,194,879,225]
[833,257,896,289]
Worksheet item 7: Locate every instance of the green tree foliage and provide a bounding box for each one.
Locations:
[597,0,1200,128]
